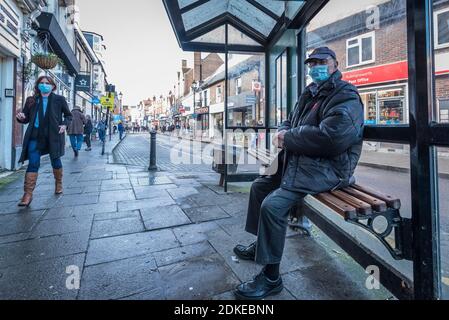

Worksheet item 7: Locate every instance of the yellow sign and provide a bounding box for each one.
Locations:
[101,93,115,110]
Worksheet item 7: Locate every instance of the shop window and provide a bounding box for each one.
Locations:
[227,53,265,128]
[275,50,288,127]
[203,90,208,107]
[439,99,449,123]
[434,8,449,49]
[360,86,407,125]
[236,77,242,95]
[216,86,222,103]
[346,32,375,68]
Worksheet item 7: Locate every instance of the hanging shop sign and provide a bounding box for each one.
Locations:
[75,74,91,92]
[246,95,257,105]
[195,107,209,115]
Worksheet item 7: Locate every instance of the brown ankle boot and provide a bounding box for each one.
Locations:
[53,168,63,195]
[18,173,38,207]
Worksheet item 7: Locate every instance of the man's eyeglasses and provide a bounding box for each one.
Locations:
[306,59,330,68]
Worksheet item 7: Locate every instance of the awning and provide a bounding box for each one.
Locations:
[163,0,306,52]
[36,12,80,76]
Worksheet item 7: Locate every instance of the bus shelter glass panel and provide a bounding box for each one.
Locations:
[227,52,265,128]
[305,0,409,126]
[304,0,413,292]
[432,0,449,124]
[433,0,449,299]
[437,147,449,299]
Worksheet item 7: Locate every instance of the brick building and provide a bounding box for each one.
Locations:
[307,0,449,127]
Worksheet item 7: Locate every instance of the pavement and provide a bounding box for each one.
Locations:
[0,133,395,300]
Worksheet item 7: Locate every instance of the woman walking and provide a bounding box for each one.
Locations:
[67,105,86,157]
[16,75,72,207]
[84,115,93,151]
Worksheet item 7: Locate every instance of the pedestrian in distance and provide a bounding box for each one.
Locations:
[118,121,125,140]
[97,118,107,143]
[15,75,72,207]
[67,105,86,157]
[84,115,93,151]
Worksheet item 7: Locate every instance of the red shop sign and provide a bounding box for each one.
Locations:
[342,61,408,86]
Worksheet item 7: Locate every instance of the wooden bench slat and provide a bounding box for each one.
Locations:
[352,184,401,209]
[343,187,388,212]
[314,193,357,219]
[331,190,373,215]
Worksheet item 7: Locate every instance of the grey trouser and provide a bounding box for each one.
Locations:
[245,175,306,265]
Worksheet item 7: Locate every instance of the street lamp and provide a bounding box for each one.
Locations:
[118,91,123,122]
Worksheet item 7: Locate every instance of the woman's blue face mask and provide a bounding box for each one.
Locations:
[309,65,331,84]
[38,83,53,94]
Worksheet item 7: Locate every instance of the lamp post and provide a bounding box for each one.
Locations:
[118,91,123,121]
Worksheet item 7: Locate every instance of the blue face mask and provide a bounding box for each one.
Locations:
[38,83,53,94]
[309,65,330,84]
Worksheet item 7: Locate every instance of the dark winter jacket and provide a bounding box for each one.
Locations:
[67,107,86,135]
[84,119,93,135]
[17,93,72,163]
[279,70,364,194]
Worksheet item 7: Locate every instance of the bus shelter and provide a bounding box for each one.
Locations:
[164,0,449,300]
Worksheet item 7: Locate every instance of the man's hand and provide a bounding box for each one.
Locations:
[273,130,288,149]
[59,125,67,134]
[16,112,26,121]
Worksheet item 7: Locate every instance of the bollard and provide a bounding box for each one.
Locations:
[148,130,157,171]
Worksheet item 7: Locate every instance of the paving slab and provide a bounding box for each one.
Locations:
[0,253,85,300]
[141,205,191,230]
[78,254,162,300]
[172,222,222,246]
[183,205,230,223]
[133,187,171,200]
[53,193,99,208]
[90,216,145,239]
[153,242,216,267]
[0,210,45,237]
[0,231,90,269]
[166,187,199,199]
[98,190,136,203]
[283,262,375,300]
[94,210,140,221]
[29,215,94,238]
[85,229,179,266]
[158,253,240,300]
[117,197,175,211]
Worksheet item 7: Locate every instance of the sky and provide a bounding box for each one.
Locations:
[76,0,193,106]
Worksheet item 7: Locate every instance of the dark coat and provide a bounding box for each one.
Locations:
[67,107,86,135]
[17,93,72,163]
[279,70,364,194]
[84,119,93,135]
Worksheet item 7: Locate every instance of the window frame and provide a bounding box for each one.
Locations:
[434,7,449,50]
[346,31,376,68]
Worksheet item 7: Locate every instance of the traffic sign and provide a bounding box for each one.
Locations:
[101,93,115,110]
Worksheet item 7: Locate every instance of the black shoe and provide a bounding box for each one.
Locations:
[233,242,256,261]
[234,269,283,300]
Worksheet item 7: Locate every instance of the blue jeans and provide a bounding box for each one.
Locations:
[69,134,84,151]
[98,130,106,142]
[27,140,62,173]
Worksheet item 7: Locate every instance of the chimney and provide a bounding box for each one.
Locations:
[194,52,202,82]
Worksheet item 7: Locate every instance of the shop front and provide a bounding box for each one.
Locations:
[209,102,224,140]
[193,106,209,138]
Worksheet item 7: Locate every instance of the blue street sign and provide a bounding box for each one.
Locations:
[92,97,101,104]
[246,95,256,104]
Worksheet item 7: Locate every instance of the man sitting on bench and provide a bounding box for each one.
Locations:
[233,47,365,300]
